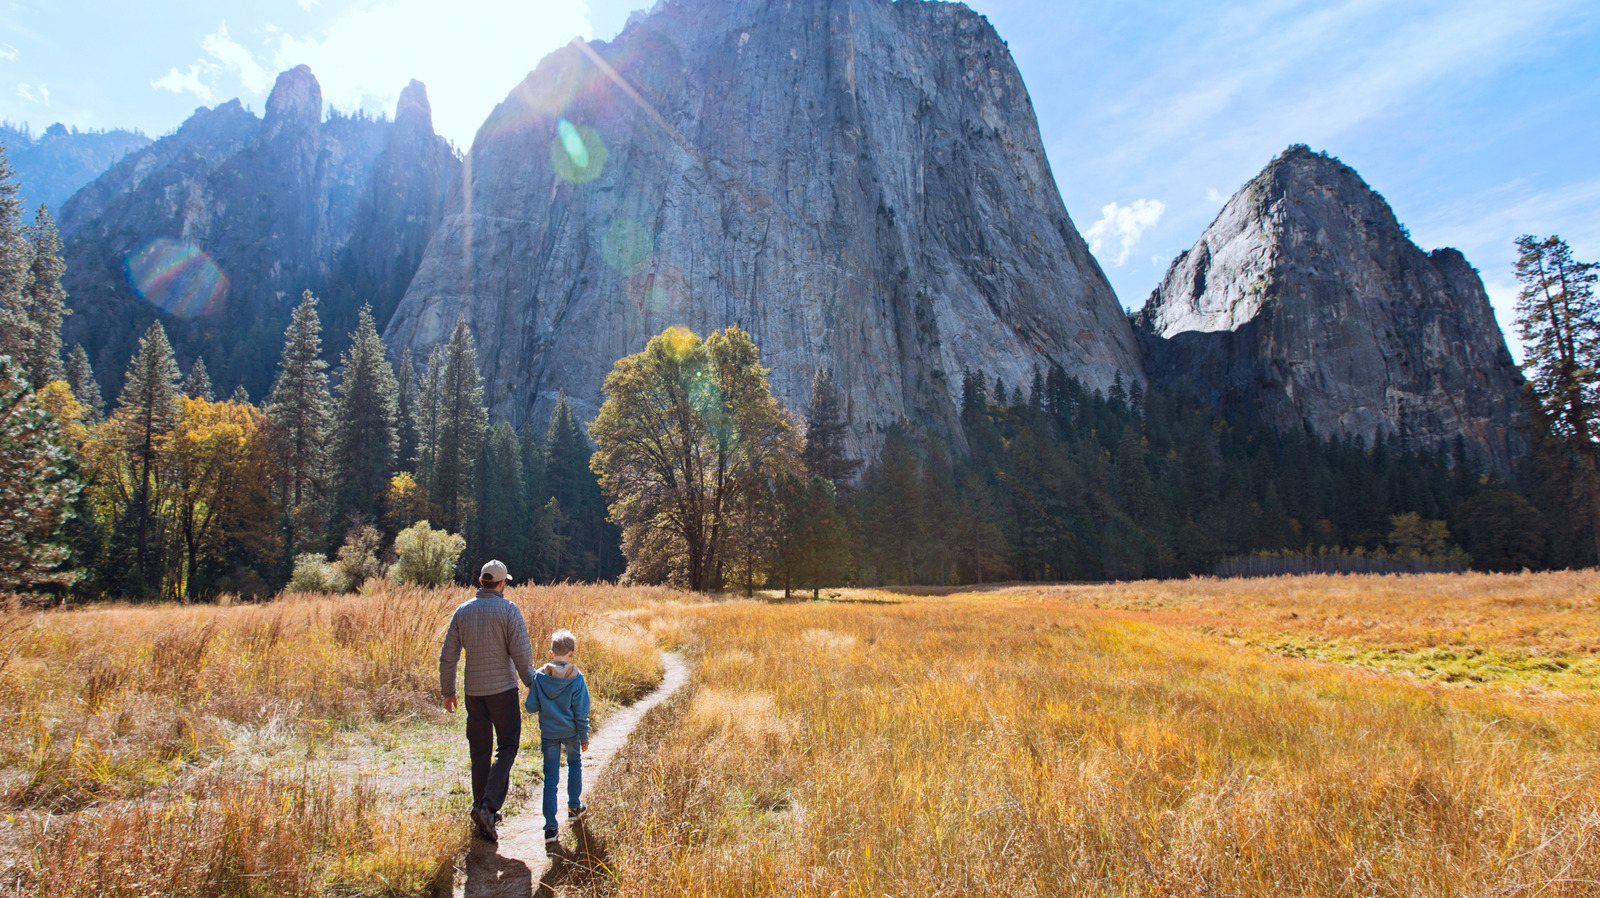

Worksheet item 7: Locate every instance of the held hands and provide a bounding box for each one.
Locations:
[443,695,457,713]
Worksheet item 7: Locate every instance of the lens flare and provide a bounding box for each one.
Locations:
[644,286,672,313]
[603,219,654,275]
[551,119,607,184]
[124,238,228,318]
[558,119,589,167]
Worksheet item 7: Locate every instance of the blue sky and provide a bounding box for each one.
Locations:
[1,0,1595,355]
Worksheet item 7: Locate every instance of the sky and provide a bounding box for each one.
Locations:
[1,0,1595,356]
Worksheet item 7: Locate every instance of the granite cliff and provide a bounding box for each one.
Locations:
[1136,145,1524,474]
[384,0,1143,452]
[59,67,459,398]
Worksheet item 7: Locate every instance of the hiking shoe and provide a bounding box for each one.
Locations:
[567,803,588,821]
[544,826,559,843]
[471,804,498,842]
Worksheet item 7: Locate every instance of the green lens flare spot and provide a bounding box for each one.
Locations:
[551,119,607,184]
[604,220,655,276]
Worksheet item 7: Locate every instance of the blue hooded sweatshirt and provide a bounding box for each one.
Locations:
[526,660,591,742]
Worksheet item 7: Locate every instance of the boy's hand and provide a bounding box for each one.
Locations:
[443,696,456,713]
[581,742,590,752]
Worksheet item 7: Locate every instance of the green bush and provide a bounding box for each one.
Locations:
[391,521,464,588]
[288,553,351,594]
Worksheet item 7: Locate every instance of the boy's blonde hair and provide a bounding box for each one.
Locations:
[551,629,577,655]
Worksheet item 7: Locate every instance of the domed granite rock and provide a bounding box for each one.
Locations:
[1136,145,1524,474]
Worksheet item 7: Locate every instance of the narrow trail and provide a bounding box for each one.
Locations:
[438,650,690,898]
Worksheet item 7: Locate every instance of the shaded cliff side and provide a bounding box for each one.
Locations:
[59,67,459,398]
[1136,145,1524,475]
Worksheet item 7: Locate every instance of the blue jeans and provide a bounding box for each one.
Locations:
[541,736,583,830]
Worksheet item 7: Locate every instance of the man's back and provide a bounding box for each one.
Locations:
[440,590,536,697]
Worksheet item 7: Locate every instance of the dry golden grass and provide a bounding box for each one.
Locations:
[0,581,667,897]
[991,570,1600,690]
[582,572,1600,897]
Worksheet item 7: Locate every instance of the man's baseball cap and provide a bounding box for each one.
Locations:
[481,560,513,582]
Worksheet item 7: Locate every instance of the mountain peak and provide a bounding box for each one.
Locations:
[395,80,433,131]
[1138,146,1524,474]
[264,65,322,126]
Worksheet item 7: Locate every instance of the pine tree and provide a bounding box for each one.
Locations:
[230,383,250,405]
[64,344,104,422]
[428,316,485,538]
[801,365,861,493]
[479,422,526,568]
[183,356,215,401]
[394,345,420,472]
[114,322,182,595]
[545,393,604,580]
[0,146,31,363]
[1514,234,1600,561]
[517,420,547,578]
[265,290,333,542]
[20,206,66,388]
[415,345,444,500]
[0,357,80,593]
[328,304,399,533]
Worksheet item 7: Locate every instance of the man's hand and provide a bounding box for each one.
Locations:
[443,695,457,713]
[581,742,590,752]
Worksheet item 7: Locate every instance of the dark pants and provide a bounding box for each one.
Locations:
[465,689,521,813]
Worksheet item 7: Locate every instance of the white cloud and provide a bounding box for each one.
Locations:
[15,82,49,106]
[1205,187,1225,204]
[0,44,17,62]
[203,23,274,94]
[152,63,216,101]
[151,21,273,105]
[1085,199,1165,267]
[270,0,592,147]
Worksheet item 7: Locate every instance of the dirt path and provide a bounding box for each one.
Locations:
[436,650,690,898]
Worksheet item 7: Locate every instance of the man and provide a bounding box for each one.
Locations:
[440,559,535,842]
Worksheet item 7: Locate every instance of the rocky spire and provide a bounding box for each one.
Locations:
[263,64,322,131]
[394,80,433,133]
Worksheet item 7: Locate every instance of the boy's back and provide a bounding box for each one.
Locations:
[527,632,591,843]
[530,659,591,741]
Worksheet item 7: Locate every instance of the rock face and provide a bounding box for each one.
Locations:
[59,67,459,398]
[385,0,1142,451]
[1136,145,1523,474]
[0,122,153,213]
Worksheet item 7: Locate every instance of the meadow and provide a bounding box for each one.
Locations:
[0,583,667,897]
[587,571,1600,897]
[0,571,1596,897]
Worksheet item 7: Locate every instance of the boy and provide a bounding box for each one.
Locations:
[526,628,591,843]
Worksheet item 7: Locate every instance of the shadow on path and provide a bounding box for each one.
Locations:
[436,650,690,898]
[535,820,612,897]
